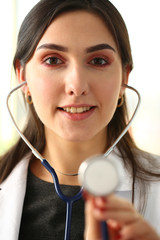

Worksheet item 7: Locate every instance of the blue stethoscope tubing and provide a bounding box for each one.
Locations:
[6,81,141,240]
[42,159,83,240]
[101,221,109,240]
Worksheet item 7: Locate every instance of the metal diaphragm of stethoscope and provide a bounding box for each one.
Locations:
[6,81,141,240]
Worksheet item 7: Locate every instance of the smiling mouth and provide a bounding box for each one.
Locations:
[58,106,95,113]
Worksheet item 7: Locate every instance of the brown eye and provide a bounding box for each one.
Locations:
[89,57,108,66]
[45,57,63,65]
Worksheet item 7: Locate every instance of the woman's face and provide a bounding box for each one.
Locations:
[20,11,127,143]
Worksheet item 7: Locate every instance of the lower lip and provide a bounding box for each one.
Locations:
[58,108,96,121]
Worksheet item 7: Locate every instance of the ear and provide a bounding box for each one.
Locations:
[120,65,131,96]
[15,60,28,93]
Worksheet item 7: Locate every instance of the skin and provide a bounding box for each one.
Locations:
[16,10,160,240]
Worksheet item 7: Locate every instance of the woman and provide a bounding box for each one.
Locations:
[0,0,160,239]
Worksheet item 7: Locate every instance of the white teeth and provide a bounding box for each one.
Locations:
[77,107,83,113]
[63,106,91,113]
[71,107,77,113]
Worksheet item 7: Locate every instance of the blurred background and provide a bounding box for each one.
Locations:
[0,0,160,155]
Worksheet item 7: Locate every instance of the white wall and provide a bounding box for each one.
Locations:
[110,0,160,154]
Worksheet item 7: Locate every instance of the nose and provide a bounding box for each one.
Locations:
[65,65,89,96]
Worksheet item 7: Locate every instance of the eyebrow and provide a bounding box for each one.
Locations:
[86,43,116,53]
[36,43,116,53]
[36,44,68,52]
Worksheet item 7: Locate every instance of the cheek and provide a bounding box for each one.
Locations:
[94,62,122,98]
[95,74,122,123]
[37,87,60,113]
[26,68,60,103]
[26,77,60,123]
[96,77,121,105]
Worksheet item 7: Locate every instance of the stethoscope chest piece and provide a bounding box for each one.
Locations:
[78,154,119,196]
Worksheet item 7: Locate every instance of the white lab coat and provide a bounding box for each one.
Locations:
[0,151,160,240]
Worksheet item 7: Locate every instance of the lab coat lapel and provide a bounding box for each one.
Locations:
[0,156,30,240]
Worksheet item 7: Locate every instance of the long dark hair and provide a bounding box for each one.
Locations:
[0,0,159,213]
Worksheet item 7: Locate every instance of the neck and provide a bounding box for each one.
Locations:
[30,130,108,185]
[45,131,107,169]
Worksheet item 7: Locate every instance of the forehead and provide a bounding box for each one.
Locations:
[36,10,118,51]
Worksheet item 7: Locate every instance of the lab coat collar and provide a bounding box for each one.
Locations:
[0,155,30,240]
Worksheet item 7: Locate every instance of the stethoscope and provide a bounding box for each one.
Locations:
[6,81,141,240]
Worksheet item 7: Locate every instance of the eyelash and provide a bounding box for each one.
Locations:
[43,55,110,68]
[43,56,64,66]
[88,57,110,67]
